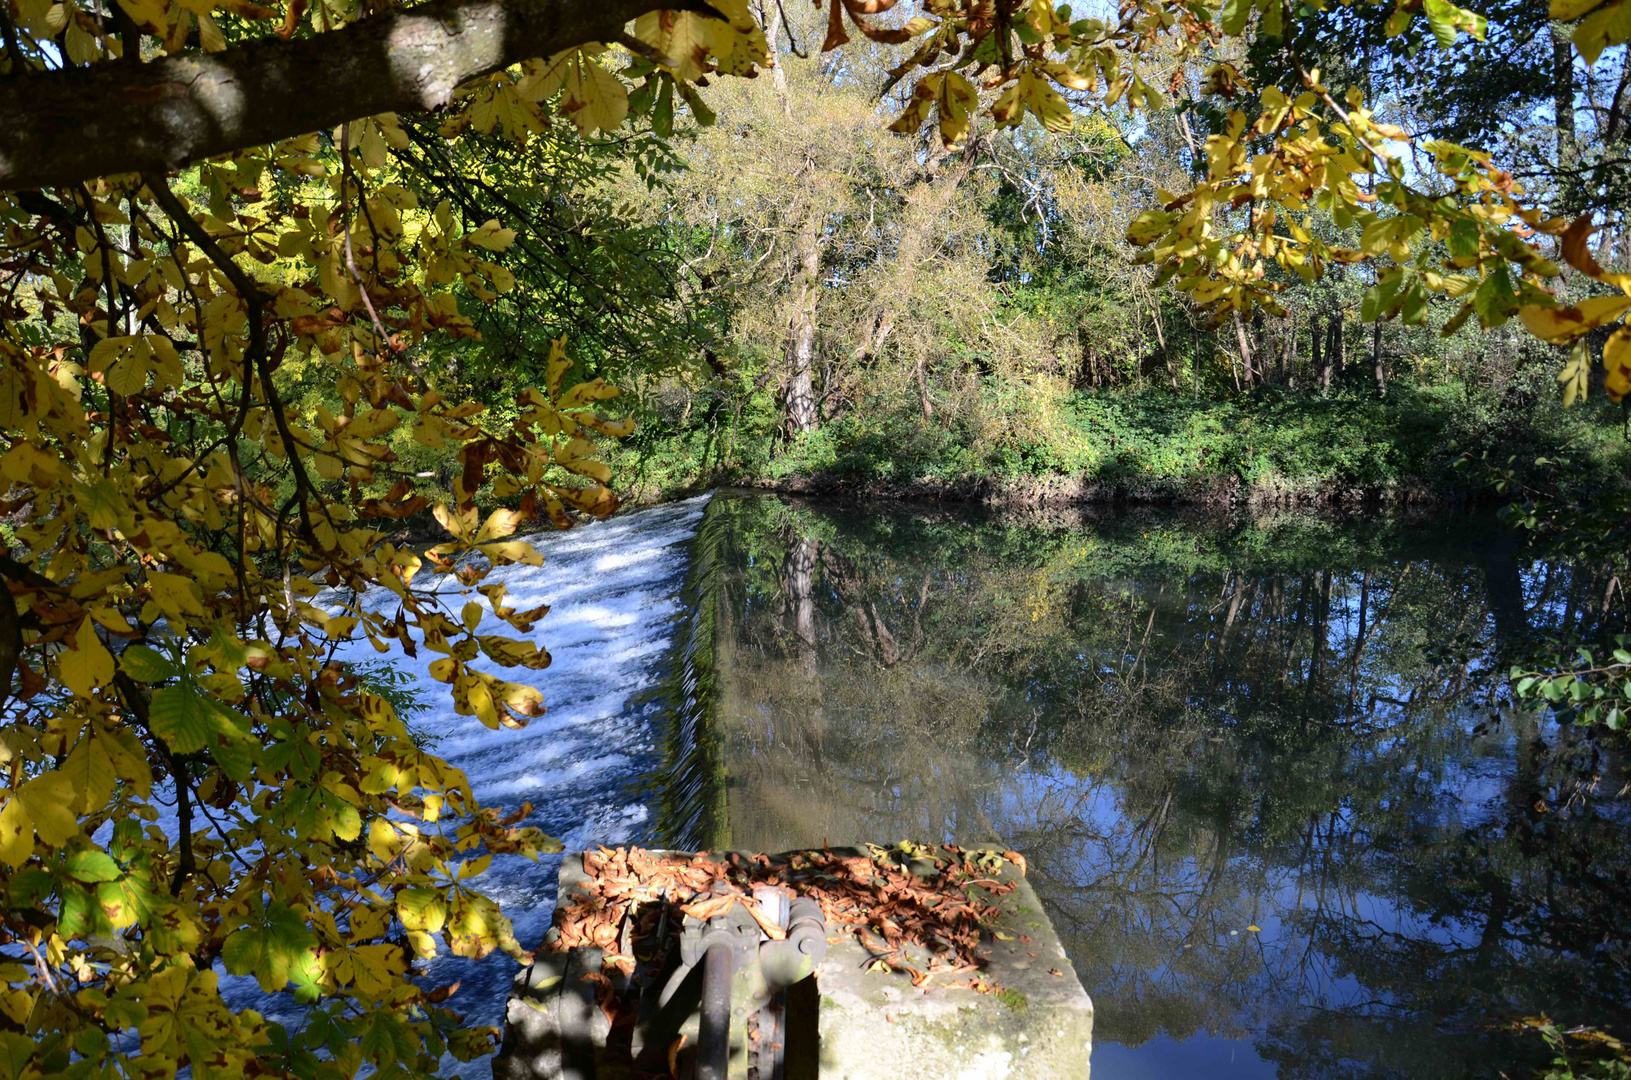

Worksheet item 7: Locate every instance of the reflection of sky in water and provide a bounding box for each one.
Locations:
[951,722,1566,1073]
[987,757,1484,1064]
[1092,1032,1277,1078]
[707,496,1631,1078]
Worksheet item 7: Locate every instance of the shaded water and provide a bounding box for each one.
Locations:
[670,491,1631,1079]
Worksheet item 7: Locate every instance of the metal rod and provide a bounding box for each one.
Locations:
[697,941,734,1080]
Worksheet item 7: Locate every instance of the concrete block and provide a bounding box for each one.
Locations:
[493,847,1093,1080]
[811,849,1092,1080]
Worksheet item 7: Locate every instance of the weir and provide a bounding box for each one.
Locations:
[483,494,1093,1077]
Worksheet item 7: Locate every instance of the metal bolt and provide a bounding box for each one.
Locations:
[798,937,816,955]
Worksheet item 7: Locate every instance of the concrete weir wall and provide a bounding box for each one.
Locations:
[494,849,1094,1080]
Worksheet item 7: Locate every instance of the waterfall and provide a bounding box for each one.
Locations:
[257,494,713,1051]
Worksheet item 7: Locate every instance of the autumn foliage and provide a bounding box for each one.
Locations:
[0,0,1628,1073]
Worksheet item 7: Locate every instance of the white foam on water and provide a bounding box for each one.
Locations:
[220,494,710,1046]
[335,495,707,809]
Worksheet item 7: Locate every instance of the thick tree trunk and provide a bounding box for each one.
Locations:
[785,211,821,433]
[761,0,792,118]
[914,351,933,420]
[1233,313,1256,388]
[1372,321,1387,397]
[0,0,693,191]
[1311,313,1325,393]
[1325,308,1343,377]
[1554,26,1577,159]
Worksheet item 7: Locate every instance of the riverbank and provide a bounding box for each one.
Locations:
[607,384,1631,511]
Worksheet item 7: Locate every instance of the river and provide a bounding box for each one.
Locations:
[347,490,1631,1078]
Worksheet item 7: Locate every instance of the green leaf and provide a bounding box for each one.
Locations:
[1399,275,1428,325]
[148,683,246,755]
[1422,0,1459,45]
[627,76,656,118]
[223,900,320,992]
[676,80,715,126]
[357,1010,416,1068]
[1573,0,1630,66]
[1218,0,1252,34]
[8,869,52,906]
[653,76,674,138]
[1258,0,1284,38]
[212,736,258,784]
[1447,218,1480,259]
[1361,269,1403,322]
[65,848,121,882]
[57,883,102,938]
[119,644,176,683]
[1472,265,1516,327]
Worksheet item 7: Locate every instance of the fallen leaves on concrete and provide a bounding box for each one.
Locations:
[551,843,1023,994]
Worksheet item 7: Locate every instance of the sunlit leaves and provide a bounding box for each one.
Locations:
[0,96,601,1080]
[1518,296,1631,344]
[888,70,978,147]
[87,334,182,396]
[12,0,1623,1072]
[1570,0,1631,64]
[865,0,1629,399]
[59,617,114,698]
[1603,328,1631,401]
[992,66,1074,133]
[1419,0,1488,45]
[1115,73,1631,402]
[15,773,77,846]
[396,889,447,934]
[120,644,178,683]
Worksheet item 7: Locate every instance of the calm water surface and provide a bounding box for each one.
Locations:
[667,491,1631,1079]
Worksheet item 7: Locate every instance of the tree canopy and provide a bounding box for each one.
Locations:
[0,0,1628,1075]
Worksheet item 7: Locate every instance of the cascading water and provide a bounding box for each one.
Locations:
[303,494,711,1057]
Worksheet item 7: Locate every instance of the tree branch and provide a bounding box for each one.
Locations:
[0,0,715,191]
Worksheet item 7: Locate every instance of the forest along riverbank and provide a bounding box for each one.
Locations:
[608,386,1631,513]
[684,491,1631,1080]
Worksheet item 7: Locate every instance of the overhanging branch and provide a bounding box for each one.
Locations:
[0,0,689,191]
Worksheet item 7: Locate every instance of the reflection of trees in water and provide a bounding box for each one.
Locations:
[708,495,1631,1078]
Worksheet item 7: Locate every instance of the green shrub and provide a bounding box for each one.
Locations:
[607,380,1630,504]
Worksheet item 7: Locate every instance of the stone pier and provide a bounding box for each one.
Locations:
[494,846,1094,1080]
